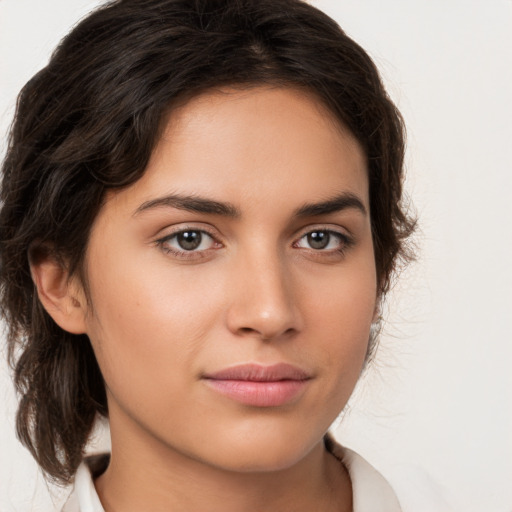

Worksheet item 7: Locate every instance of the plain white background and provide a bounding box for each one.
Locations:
[1,1,511,511]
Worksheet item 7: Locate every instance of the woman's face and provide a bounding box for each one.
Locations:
[79,87,377,472]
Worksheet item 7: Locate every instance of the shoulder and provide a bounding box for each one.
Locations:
[325,435,454,512]
[384,462,455,512]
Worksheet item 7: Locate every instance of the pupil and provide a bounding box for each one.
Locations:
[177,231,202,251]
[308,231,329,249]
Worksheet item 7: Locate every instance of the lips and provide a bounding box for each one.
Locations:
[202,363,311,407]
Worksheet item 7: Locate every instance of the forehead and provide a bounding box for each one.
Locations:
[105,86,369,217]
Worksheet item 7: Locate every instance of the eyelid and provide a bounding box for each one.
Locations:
[153,223,354,261]
[293,224,352,241]
[292,225,354,252]
[154,221,219,238]
[154,224,223,259]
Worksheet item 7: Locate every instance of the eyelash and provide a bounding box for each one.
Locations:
[155,226,354,261]
[293,229,354,256]
[156,226,220,260]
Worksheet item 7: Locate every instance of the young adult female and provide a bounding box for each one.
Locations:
[0,0,419,510]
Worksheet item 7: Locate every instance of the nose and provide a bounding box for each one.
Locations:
[225,250,302,341]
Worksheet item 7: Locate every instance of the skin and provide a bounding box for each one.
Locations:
[34,87,377,511]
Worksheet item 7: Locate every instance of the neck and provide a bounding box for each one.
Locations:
[95,417,352,512]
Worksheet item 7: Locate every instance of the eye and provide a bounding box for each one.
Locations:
[157,229,219,255]
[295,230,349,251]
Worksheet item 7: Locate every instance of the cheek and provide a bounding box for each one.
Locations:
[82,250,222,401]
[301,256,377,379]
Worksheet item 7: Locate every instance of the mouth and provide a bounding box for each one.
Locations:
[202,363,312,407]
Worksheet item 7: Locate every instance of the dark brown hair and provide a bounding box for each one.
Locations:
[0,0,415,484]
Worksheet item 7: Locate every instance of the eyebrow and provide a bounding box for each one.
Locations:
[134,191,366,218]
[294,192,367,217]
[134,194,240,217]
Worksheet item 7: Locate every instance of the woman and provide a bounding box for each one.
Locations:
[0,0,419,510]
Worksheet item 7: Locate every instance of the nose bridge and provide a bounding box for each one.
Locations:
[226,243,301,339]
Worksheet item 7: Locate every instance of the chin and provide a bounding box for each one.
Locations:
[189,425,324,474]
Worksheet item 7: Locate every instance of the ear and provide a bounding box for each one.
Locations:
[30,253,88,335]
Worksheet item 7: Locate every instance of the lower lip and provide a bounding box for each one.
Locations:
[204,379,308,407]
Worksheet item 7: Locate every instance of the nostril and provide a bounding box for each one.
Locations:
[236,325,297,341]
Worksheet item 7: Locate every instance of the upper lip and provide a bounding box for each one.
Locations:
[203,363,311,382]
